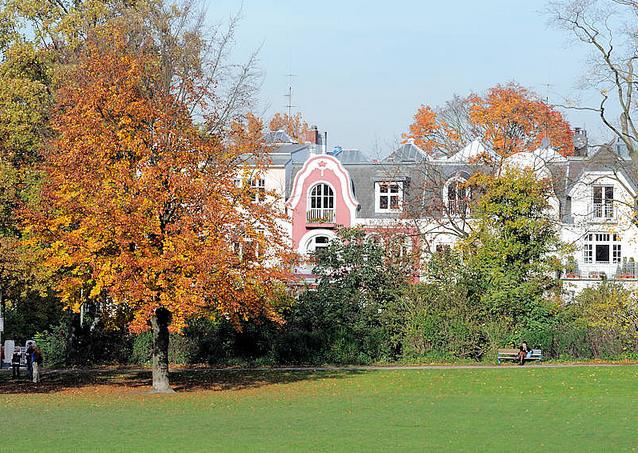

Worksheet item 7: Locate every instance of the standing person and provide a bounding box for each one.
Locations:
[32,346,43,384]
[25,341,34,381]
[11,348,22,379]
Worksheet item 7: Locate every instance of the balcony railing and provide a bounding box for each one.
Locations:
[306,208,335,224]
[617,260,637,279]
[589,202,615,220]
[447,200,469,217]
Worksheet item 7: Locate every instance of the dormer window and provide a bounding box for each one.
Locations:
[307,183,335,223]
[375,182,403,212]
[592,185,614,219]
[444,177,469,215]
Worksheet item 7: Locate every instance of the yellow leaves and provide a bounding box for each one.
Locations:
[268,112,310,142]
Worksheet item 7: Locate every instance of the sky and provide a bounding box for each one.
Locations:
[206,0,604,158]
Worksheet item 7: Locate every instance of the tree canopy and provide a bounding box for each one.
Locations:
[403,83,574,158]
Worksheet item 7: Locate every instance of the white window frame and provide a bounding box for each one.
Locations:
[375,181,403,213]
[583,232,621,264]
[444,177,469,215]
[305,235,331,255]
[308,183,335,211]
[250,177,266,203]
[592,185,614,219]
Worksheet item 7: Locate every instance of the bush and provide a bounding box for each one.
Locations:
[572,282,638,358]
[390,281,484,361]
[130,332,153,365]
[34,321,69,368]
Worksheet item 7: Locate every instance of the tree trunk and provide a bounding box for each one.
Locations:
[150,307,174,393]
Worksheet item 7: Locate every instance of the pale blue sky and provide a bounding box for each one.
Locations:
[207,0,602,156]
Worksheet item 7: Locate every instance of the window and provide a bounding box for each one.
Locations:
[446,178,469,215]
[309,184,334,210]
[613,244,622,263]
[233,229,264,261]
[592,185,614,219]
[307,184,335,223]
[388,234,411,258]
[376,182,403,212]
[583,233,621,264]
[306,235,331,255]
[250,177,266,202]
[584,243,593,264]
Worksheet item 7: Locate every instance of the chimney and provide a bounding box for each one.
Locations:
[573,127,588,156]
[305,125,319,144]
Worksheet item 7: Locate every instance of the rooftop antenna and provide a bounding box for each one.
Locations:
[284,73,297,117]
[540,82,554,144]
[541,82,554,104]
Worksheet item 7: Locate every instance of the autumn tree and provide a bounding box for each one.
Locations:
[0,0,160,342]
[402,106,446,153]
[26,22,293,392]
[0,40,53,332]
[269,112,311,142]
[404,83,574,158]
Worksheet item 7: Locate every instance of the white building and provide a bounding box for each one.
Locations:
[256,128,638,292]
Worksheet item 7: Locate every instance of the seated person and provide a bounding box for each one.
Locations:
[517,346,526,366]
[522,341,532,359]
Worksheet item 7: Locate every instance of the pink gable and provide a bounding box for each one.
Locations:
[287,154,358,252]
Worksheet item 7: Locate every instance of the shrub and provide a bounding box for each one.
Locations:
[130,332,153,365]
[34,321,69,368]
[573,282,638,357]
[130,330,198,365]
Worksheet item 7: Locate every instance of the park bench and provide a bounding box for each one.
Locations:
[497,349,542,365]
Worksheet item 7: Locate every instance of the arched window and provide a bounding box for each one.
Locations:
[310,183,334,210]
[445,177,469,215]
[388,234,411,258]
[305,235,331,255]
[307,183,335,223]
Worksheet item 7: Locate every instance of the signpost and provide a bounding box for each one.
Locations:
[0,314,3,369]
[0,317,3,369]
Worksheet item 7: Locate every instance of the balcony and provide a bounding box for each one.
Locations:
[306,208,336,227]
[588,202,616,222]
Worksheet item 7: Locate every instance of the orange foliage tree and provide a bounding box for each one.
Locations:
[404,83,573,158]
[269,112,310,142]
[24,28,294,392]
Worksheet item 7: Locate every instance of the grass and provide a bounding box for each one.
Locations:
[1,365,637,452]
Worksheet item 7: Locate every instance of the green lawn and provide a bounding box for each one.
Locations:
[1,366,637,452]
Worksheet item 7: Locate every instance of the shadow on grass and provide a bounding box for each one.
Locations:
[0,367,364,395]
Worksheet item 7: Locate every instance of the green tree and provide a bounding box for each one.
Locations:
[460,169,563,330]
[0,40,53,331]
[282,228,407,364]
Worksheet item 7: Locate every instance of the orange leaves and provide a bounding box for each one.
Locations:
[402,105,441,153]
[469,83,573,157]
[269,112,310,142]
[405,83,574,158]
[25,24,295,334]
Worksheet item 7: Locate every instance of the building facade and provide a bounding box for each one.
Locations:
[258,129,638,292]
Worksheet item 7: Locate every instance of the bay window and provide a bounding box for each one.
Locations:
[583,233,621,264]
